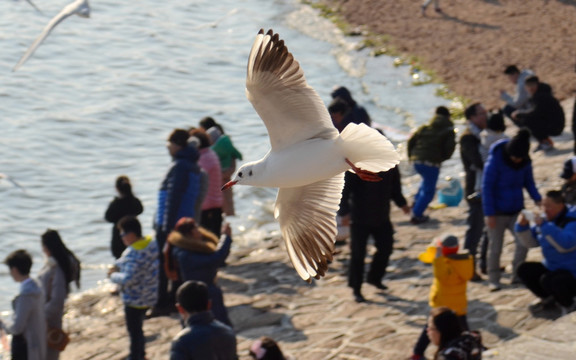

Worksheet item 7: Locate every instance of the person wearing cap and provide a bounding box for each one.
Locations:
[410,235,474,360]
[152,128,207,317]
[515,190,576,315]
[560,156,576,205]
[482,128,542,291]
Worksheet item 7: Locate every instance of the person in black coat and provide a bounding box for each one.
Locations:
[105,175,143,259]
[171,281,236,360]
[513,76,565,151]
[338,155,409,303]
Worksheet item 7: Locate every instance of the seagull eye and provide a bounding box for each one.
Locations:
[249,170,253,176]
[238,172,243,178]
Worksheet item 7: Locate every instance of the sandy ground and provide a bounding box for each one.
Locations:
[32,2,576,359]
[319,0,576,109]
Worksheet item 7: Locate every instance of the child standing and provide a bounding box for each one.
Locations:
[410,235,474,360]
[109,216,159,360]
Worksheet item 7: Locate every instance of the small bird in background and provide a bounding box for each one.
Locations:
[0,173,25,192]
[23,0,43,13]
[13,0,91,72]
[222,29,399,282]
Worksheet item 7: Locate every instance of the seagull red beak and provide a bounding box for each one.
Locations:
[221,180,238,191]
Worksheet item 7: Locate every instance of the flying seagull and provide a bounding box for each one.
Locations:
[223,29,400,282]
[24,0,43,13]
[13,0,91,72]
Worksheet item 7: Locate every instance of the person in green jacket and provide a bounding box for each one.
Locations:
[200,117,243,216]
[407,106,456,224]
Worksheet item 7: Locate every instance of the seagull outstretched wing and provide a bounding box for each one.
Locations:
[246,29,338,152]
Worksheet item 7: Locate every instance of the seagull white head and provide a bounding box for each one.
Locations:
[221,161,261,191]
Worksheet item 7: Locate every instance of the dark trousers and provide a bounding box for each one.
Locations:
[155,231,171,309]
[517,262,576,307]
[11,334,27,360]
[125,305,148,360]
[572,97,576,154]
[200,208,223,238]
[464,200,485,257]
[348,221,394,293]
[413,314,468,356]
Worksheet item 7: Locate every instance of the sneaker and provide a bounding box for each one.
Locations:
[528,296,556,312]
[489,283,501,292]
[353,291,366,303]
[410,215,430,225]
[559,303,576,316]
[367,280,388,290]
[435,7,442,13]
[533,142,554,153]
[471,272,483,282]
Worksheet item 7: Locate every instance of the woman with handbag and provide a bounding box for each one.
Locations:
[38,229,81,360]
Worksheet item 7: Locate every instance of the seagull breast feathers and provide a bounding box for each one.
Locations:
[246,29,338,152]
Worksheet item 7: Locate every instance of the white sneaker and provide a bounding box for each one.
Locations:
[489,283,501,292]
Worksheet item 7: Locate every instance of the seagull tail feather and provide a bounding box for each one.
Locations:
[339,123,400,173]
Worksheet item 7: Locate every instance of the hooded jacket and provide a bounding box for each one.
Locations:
[7,278,47,360]
[523,82,565,136]
[515,206,576,277]
[482,140,541,216]
[408,114,455,164]
[430,253,473,315]
[156,144,205,233]
[111,236,159,307]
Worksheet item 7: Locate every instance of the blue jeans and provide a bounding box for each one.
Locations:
[412,163,440,217]
[125,305,148,360]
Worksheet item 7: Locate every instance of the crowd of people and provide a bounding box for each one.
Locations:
[1,72,574,360]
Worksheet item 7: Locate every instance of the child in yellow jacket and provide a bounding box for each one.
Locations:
[411,235,474,360]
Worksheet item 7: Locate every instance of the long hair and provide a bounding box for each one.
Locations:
[41,229,81,293]
[431,307,463,359]
[174,217,219,248]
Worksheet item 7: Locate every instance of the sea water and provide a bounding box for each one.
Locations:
[0,0,451,312]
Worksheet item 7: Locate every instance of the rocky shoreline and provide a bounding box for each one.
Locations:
[60,98,575,359]
[59,2,576,359]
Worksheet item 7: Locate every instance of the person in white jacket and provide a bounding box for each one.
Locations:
[1,249,47,360]
[500,65,534,120]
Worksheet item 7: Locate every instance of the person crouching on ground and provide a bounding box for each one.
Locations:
[108,216,159,360]
[171,280,236,360]
[410,235,474,360]
[515,190,576,315]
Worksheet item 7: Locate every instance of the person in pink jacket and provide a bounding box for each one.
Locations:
[190,129,224,237]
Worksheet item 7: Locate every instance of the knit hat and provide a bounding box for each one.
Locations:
[561,157,576,180]
[418,234,459,263]
[505,128,531,158]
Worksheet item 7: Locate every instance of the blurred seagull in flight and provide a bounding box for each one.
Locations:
[222,29,400,282]
[13,0,91,72]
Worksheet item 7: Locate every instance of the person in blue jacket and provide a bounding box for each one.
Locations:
[171,281,236,360]
[482,128,541,291]
[153,129,206,316]
[168,217,233,326]
[515,190,576,315]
